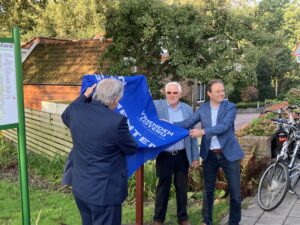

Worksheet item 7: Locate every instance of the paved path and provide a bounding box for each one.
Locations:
[221,112,300,225]
[235,113,260,130]
[237,186,300,225]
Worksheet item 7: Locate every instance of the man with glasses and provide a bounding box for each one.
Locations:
[153,82,199,225]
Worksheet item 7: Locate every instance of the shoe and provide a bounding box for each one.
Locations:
[179,221,191,225]
[153,221,163,225]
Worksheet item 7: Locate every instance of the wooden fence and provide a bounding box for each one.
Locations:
[2,108,72,158]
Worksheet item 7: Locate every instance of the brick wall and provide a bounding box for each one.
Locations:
[23,84,81,110]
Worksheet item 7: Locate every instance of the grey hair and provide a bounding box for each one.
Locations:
[93,78,124,105]
[165,81,182,94]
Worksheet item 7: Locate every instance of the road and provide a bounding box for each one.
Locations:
[235,113,260,130]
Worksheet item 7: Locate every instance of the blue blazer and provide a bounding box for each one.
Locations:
[178,100,244,162]
[62,95,137,206]
[153,100,199,165]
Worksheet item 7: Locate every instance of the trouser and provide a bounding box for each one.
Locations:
[202,150,241,225]
[153,149,189,223]
[74,196,121,225]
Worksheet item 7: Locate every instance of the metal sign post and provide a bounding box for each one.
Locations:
[0,27,31,225]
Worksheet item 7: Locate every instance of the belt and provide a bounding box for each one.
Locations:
[211,148,223,155]
[162,149,185,156]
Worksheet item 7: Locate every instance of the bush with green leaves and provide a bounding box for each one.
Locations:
[240,86,259,102]
[236,101,265,109]
[237,112,277,137]
[285,88,300,105]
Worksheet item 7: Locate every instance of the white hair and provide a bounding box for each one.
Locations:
[93,78,124,105]
[165,81,182,93]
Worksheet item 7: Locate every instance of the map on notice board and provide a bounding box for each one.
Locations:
[0,42,18,126]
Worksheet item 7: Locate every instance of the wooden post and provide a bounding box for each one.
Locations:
[136,165,144,225]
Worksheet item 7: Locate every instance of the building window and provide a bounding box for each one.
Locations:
[197,83,206,103]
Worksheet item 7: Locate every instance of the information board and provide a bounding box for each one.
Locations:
[0,42,18,125]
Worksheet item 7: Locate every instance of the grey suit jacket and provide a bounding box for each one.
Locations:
[153,99,199,165]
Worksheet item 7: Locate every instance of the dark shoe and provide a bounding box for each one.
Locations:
[153,221,163,225]
[179,221,191,225]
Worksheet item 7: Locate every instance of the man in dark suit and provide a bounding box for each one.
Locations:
[62,78,137,225]
[177,79,244,225]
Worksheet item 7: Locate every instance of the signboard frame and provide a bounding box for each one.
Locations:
[0,27,31,225]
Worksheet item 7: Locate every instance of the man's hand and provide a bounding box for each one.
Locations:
[190,160,200,169]
[84,84,97,98]
[189,128,205,138]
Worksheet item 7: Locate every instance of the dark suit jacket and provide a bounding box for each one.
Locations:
[62,95,137,206]
[177,100,244,161]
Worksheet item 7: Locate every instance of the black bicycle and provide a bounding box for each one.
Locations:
[257,108,300,211]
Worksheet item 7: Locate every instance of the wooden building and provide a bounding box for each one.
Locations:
[22,37,111,110]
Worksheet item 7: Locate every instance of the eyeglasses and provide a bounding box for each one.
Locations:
[166,91,178,95]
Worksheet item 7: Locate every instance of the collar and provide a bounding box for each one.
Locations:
[167,101,181,111]
[210,101,220,110]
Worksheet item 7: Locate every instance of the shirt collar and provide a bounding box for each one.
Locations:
[167,101,181,111]
[210,101,220,110]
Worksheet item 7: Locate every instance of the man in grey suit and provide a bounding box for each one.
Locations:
[177,79,244,225]
[153,82,199,225]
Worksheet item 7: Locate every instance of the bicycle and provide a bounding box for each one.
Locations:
[257,106,300,211]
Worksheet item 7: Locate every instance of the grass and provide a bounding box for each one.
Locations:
[0,179,229,225]
[0,180,80,225]
[0,134,230,225]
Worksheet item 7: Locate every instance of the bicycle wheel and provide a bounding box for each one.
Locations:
[257,162,289,211]
[290,169,300,189]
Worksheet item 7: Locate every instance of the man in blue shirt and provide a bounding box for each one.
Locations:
[177,79,244,225]
[153,82,199,225]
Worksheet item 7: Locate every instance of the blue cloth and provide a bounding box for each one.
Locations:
[80,75,189,176]
[209,103,221,150]
[153,99,199,165]
[177,100,244,161]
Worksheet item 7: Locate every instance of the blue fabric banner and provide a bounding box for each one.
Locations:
[81,74,188,177]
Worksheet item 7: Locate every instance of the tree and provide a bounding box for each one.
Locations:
[256,55,275,100]
[103,0,260,99]
[24,0,117,40]
[0,0,47,38]
[102,0,173,97]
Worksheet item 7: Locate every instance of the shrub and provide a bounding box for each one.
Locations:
[216,144,269,198]
[240,86,258,102]
[285,88,300,105]
[236,101,265,109]
[236,112,277,137]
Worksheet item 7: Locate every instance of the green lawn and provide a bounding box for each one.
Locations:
[0,180,229,225]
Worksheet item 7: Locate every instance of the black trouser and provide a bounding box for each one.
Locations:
[153,150,189,223]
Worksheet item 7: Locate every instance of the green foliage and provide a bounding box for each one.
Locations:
[0,0,46,38]
[240,86,258,102]
[24,0,117,40]
[236,101,265,109]
[285,88,300,105]
[256,55,275,100]
[0,135,18,167]
[27,153,66,185]
[237,112,277,137]
[0,180,81,224]
[127,160,159,202]
[217,144,269,198]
